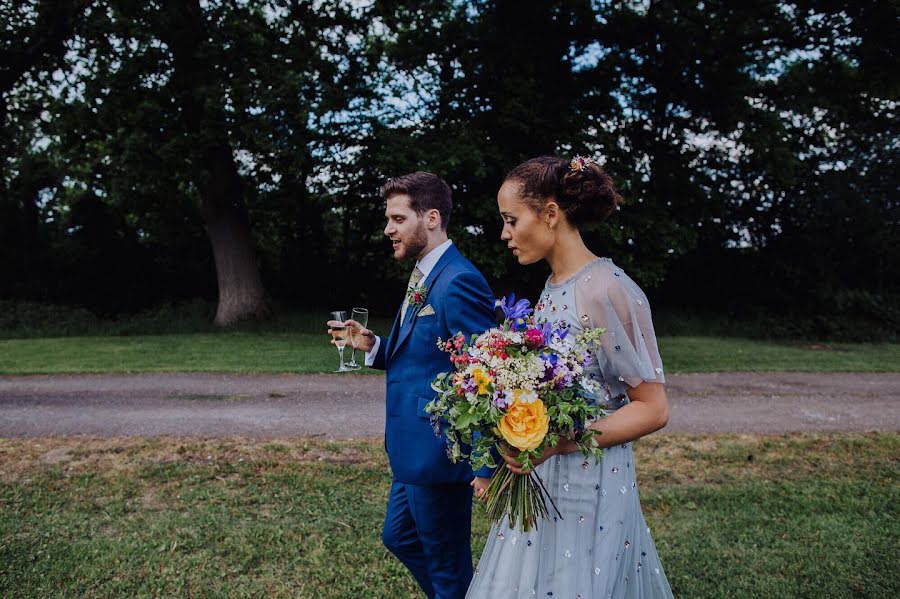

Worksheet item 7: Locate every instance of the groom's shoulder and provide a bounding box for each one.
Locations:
[445,248,487,280]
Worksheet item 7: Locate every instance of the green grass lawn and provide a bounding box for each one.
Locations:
[1,434,896,597]
[0,333,898,375]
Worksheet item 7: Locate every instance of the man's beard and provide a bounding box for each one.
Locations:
[401,221,428,260]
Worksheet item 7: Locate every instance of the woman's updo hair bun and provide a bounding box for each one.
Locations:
[504,155,623,226]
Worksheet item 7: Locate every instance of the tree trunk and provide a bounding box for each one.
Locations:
[197,144,268,326]
[205,212,267,326]
[159,0,268,325]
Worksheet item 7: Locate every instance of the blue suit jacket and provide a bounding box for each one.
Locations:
[371,244,496,486]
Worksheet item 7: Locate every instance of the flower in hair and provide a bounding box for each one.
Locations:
[569,155,594,172]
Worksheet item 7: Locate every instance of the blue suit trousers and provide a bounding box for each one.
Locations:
[382,480,474,599]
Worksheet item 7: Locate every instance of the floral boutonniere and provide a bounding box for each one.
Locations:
[405,284,428,313]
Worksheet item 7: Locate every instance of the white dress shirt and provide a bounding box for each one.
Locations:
[365,239,453,366]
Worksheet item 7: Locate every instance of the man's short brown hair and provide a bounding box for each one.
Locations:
[381,171,453,231]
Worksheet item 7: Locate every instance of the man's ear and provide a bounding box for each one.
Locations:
[426,208,442,231]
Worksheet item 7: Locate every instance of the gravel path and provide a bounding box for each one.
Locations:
[0,372,897,438]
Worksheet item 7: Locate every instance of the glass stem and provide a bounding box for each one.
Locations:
[338,346,345,369]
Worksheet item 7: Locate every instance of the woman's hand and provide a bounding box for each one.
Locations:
[500,440,575,475]
[470,476,491,501]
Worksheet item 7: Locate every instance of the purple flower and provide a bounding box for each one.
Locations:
[539,320,554,340]
[541,351,559,366]
[495,293,533,322]
[492,390,512,409]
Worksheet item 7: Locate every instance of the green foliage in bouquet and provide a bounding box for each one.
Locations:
[426,295,607,531]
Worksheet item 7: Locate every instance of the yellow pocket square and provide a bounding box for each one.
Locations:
[418,304,436,317]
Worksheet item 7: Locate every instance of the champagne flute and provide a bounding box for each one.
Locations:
[330,310,350,372]
[345,307,369,370]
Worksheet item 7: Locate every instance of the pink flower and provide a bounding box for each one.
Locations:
[524,328,544,348]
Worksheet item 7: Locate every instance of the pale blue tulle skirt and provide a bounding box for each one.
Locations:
[466,442,673,599]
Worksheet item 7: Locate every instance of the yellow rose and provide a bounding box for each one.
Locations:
[497,395,549,451]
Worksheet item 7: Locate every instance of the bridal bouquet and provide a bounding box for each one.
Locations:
[426,294,606,531]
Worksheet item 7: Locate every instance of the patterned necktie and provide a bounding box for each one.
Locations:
[400,266,424,321]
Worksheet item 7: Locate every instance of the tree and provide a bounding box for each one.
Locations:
[3,0,374,323]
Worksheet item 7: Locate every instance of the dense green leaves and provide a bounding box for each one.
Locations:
[1,1,896,333]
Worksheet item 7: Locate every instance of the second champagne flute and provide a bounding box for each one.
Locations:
[345,307,369,370]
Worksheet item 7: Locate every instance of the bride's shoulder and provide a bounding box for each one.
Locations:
[579,258,649,304]
[582,257,627,285]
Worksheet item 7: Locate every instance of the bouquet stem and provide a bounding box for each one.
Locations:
[483,466,562,532]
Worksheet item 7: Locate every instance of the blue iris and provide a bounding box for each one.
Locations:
[539,320,553,339]
[537,319,568,341]
[494,293,533,326]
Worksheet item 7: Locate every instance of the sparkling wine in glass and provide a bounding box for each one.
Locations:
[330,310,350,372]
[345,307,369,370]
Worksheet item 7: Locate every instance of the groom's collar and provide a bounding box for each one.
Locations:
[415,239,453,281]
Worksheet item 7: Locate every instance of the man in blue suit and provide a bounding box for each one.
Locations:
[330,172,495,598]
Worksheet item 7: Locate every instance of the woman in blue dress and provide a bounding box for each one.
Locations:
[467,156,674,598]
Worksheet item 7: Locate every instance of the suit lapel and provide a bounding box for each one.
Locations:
[390,245,460,361]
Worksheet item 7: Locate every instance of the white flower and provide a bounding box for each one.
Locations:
[580,378,602,395]
[513,389,539,404]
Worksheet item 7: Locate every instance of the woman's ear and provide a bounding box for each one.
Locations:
[545,200,561,230]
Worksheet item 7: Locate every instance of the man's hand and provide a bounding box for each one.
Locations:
[327,319,377,353]
[470,476,491,502]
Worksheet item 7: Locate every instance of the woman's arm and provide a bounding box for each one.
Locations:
[580,381,669,449]
[502,382,668,474]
